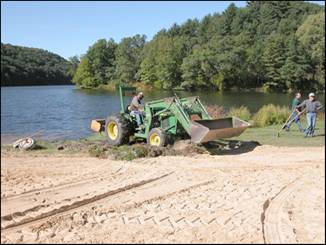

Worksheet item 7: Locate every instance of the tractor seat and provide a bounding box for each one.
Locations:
[125,105,131,113]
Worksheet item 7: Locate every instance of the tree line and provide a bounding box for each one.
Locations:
[73,1,324,92]
[1,43,74,86]
[1,1,324,92]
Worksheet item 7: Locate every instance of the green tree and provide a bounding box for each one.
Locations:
[221,3,238,35]
[86,38,117,84]
[246,40,266,87]
[140,35,186,89]
[72,39,117,87]
[114,34,146,83]
[139,42,158,85]
[72,56,95,88]
[1,43,72,86]
[296,12,325,89]
[181,45,217,90]
[280,36,312,91]
[262,35,287,91]
[8,1,323,92]
[68,55,80,77]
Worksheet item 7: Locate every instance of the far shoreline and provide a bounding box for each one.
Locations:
[1,83,73,87]
[2,83,325,95]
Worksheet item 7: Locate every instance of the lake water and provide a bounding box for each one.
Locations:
[1,85,325,141]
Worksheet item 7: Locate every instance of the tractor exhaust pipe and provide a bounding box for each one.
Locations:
[190,117,250,144]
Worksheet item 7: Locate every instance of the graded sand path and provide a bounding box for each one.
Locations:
[1,145,324,243]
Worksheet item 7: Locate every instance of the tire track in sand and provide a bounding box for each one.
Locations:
[262,177,302,244]
[1,171,173,231]
[1,164,127,202]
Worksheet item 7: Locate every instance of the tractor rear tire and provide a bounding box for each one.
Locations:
[147,128,167,147]
[105,113,132,146]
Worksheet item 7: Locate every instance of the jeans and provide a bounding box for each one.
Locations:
[305,112,317,136]
[130,111,143,126]
[286,111,303,131]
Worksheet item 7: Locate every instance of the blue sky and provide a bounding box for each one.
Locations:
[1,1,324,59]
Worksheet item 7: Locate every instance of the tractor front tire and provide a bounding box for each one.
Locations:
[147,128,167,147]
[105,114,132,146]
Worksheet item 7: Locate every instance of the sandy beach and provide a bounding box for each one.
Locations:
[1,145,324,243]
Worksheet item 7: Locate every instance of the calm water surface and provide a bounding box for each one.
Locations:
[1,85,324,141]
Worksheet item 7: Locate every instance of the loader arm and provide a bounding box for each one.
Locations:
[164,97,192,135]
[163,96,250,143]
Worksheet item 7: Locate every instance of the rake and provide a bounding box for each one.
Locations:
[277,109,305,137]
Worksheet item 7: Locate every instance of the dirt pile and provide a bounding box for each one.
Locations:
[3,138,262,161]
[104,140,208,161]
[58,139,209,160]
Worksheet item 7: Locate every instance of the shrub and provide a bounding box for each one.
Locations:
[111,144,149,161]
[110,145,134,160]
[212,73,225,91]
[131,144,149,158]
[206,105,226,119]
[253,104,290,127]
[88,145,108,158]
[228,106,251,121]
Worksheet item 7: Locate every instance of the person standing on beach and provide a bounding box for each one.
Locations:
[285,92,304,132]
[296,93,323,137]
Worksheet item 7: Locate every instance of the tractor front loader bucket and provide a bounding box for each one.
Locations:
[190,117,250,144]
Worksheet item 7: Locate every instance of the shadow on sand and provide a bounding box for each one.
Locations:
[203,140,261,155]
[313,133,325,137]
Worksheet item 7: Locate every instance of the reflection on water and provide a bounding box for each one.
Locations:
[1,85,324,140]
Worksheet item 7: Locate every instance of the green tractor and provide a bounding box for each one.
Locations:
[91,86,250,146]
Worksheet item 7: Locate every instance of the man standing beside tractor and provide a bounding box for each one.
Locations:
[296,93,323,137]
[285,92,304,132]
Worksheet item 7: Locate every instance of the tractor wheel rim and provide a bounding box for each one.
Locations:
[108,122,118,140]
[150,133,161,146]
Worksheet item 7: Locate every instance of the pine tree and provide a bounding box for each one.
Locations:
[262,35,287,91]
[222,3,238,35]
[280,36,312,91]
[114,35,146,84]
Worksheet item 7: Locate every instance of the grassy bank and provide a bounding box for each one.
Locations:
[2,102,324,159]
[233,119,325,147]
[1,118,324,161]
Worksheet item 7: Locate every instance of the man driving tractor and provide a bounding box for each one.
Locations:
[129,92,144,127]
